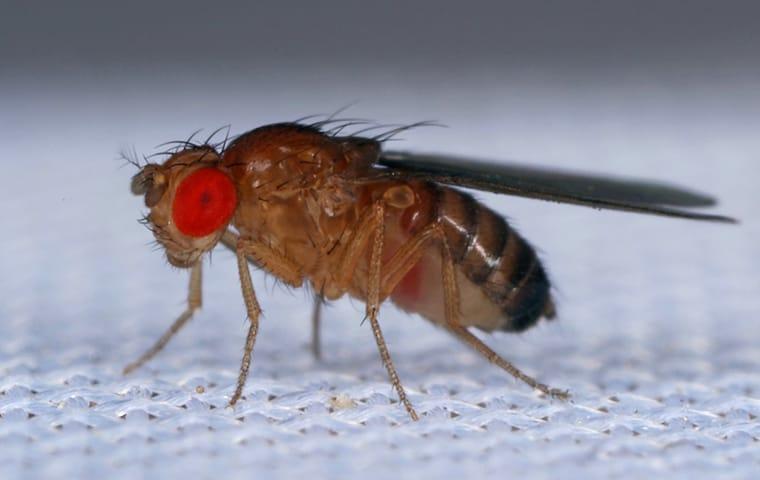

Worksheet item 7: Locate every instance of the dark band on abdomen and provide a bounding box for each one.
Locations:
[433,184,553,332]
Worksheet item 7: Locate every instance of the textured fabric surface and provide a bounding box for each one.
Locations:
[1,75,758,479]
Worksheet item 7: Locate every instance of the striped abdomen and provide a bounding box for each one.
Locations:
[435,185,555,332]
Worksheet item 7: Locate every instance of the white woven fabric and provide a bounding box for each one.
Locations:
[1,75,758,479]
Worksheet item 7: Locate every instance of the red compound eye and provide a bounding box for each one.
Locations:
[172,168,237,237]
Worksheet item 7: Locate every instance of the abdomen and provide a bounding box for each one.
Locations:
[389,183,555,332]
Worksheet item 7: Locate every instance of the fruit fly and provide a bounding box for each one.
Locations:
[126,120,735,420]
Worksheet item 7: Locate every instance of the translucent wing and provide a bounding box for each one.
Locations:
[377,152,736,223]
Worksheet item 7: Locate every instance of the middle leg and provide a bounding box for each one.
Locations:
[310,292,323,360]
[364,202,419,421]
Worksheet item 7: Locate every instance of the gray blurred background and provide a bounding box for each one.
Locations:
[3,0,760,73]
[1,1,759,478]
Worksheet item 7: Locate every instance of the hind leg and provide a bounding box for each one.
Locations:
[445,326,568,399]
[377,225,569,399]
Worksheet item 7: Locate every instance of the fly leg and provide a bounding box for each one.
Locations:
[229,237,263,406]
[226,234,308,405]
[364,202,419,421]
[123,261,202,374]
[221,230,303,287]
[329,201,420,419]
[331,203,383,290]
[310,292,324,360]
[437,239,569,400]
[377,224,569,399]
[445,324,569,399]
[224,229,323,359]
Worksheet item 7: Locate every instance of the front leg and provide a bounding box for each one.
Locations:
[229,237,263,406]
[123,261,202,374]
[223,229,322,360]
[221,229,303,288]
